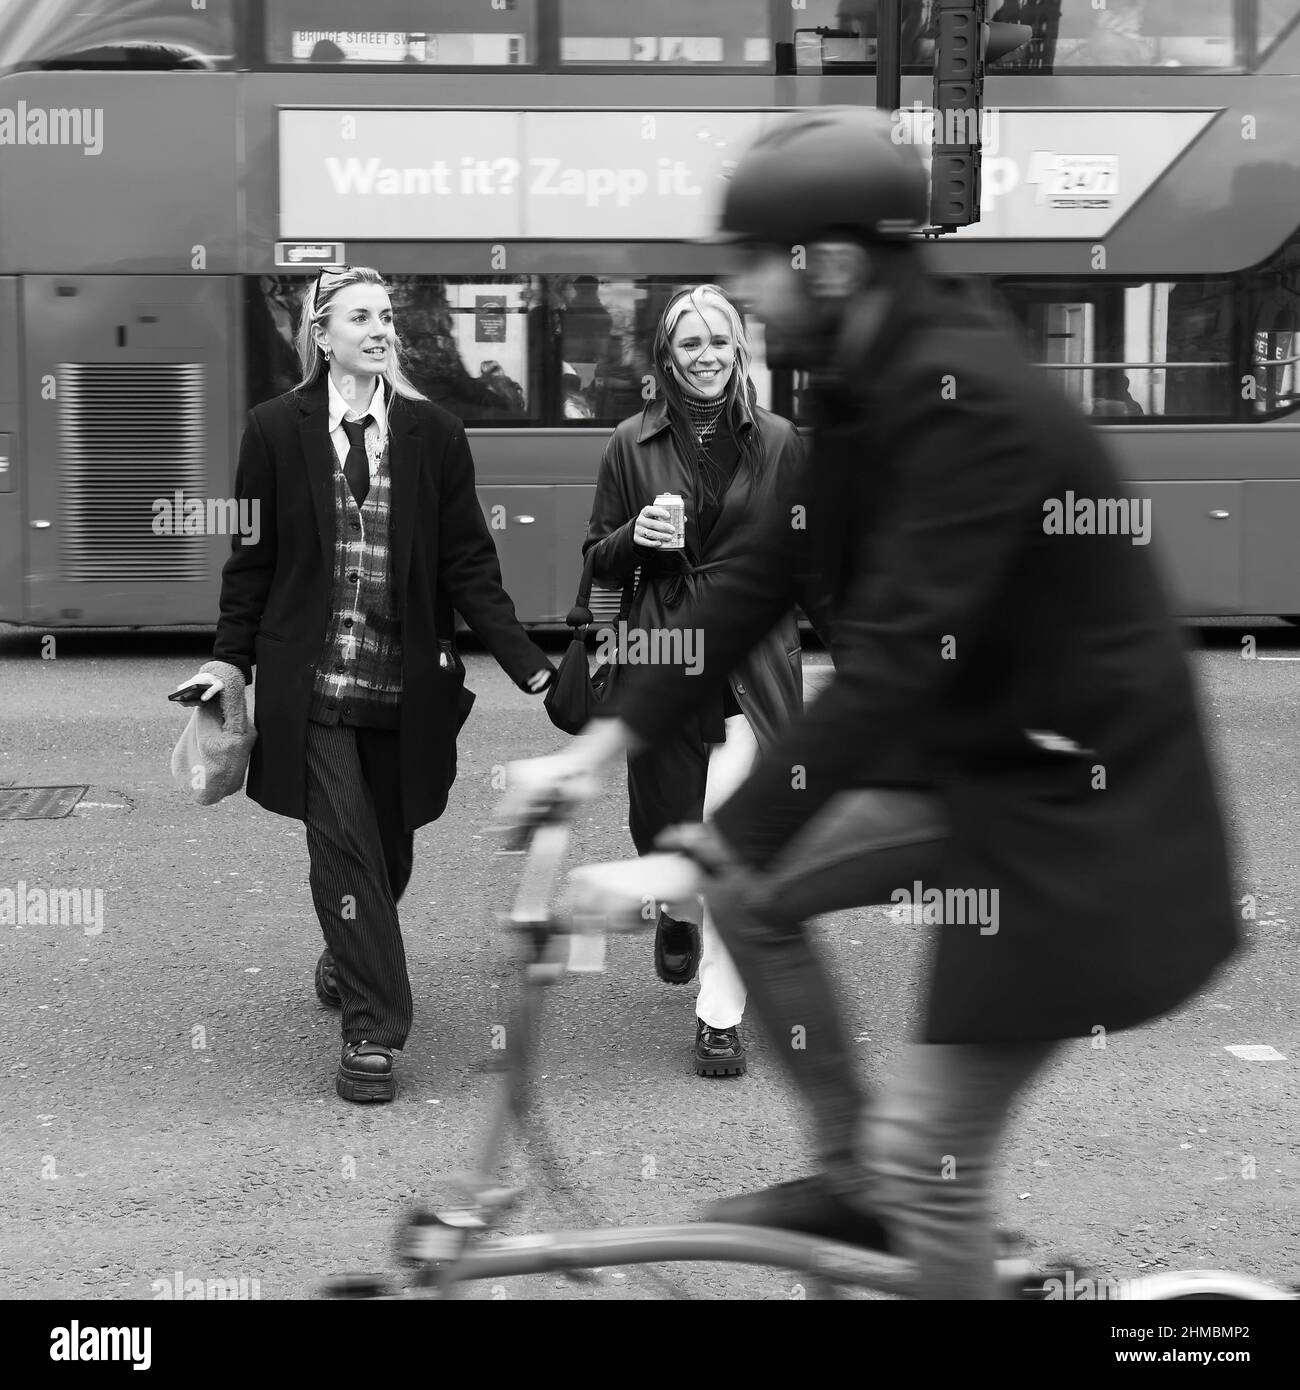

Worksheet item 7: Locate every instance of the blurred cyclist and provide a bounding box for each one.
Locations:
[499,108,1238,1298]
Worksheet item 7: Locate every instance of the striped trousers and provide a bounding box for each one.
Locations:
[304,720,415,1048]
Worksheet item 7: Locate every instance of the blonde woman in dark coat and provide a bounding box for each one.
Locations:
[583,284,821,1077]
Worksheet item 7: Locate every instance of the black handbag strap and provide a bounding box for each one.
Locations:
[567,548,633,631]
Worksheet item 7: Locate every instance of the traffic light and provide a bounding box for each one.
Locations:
[929,1,1032,230]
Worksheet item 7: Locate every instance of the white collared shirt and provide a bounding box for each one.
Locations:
[326,373,388,482]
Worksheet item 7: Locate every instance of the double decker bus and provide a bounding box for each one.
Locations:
[3,1,1300,627]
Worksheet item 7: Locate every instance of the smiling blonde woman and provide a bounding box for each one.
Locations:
[582,283,827,1077]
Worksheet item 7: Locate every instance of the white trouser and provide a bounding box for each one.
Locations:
[664,712,759,1030]
[664,669,829,1029]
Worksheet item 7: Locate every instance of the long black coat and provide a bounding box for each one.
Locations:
[584,397,812,847]
[608,274,1240,1045]
[213,375,552,831]
[584,397,810,752]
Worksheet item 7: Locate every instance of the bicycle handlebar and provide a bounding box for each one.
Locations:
[492,797,576,929]
[495,786,576,855]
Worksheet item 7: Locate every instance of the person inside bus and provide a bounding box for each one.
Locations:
[1076,0,1155,65]
[562,362,595,420]
[172,265,555,1105]
[582,284,816,1077]
[831,1,935,64]
[1091,368,1145,416]
[478,359,527,414]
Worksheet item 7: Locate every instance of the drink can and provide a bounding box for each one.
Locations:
[654,492,685,549]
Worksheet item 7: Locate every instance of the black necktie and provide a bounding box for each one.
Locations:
[340,416,371,507]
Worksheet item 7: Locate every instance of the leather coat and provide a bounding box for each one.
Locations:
[583,397,812,756]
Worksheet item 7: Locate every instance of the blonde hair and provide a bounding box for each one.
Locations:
[293,266,428,402]
[651,284,761,491]
[654,283,756,426]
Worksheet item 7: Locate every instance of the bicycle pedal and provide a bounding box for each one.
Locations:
[322,1273,393,1300]
[395,1207,481,1266]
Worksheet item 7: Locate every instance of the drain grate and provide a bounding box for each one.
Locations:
[0,786,89,820]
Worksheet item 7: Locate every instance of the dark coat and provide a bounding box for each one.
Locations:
[584,396,810,756]
[608,274,1239,1045]
[212,375,553,831]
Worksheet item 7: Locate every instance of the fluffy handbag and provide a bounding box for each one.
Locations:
[170,660,257,806]
[544,551,633,736]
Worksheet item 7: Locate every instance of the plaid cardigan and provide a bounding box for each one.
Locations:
[307,434,402,729]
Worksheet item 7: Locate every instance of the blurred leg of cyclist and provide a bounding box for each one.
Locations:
[696,789,1068,1296]
[698,787,947,1174]
[862,1040,1060,1298]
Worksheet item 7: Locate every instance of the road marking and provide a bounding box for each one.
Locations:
[1255,656,1300,662]
[75,802,129,810]
[1224,1044,1286,1060]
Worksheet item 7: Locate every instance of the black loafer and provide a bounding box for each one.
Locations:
[654,912,702,985]
[702,1174,893,1251]
[337,1040,395,1103]
[315,949,341,1009]
[694,1018,747,1077]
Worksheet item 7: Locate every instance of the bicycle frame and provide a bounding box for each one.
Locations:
[325,817,1297,1302]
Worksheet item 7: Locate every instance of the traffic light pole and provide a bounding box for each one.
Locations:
[875,0,902,113]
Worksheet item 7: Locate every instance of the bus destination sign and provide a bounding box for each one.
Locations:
[274,242,346,267]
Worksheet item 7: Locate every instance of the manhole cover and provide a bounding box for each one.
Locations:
[0,786,88,820]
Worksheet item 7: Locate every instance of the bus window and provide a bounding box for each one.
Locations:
[396,277,539,422]
[1259,0,1300,57]
[244,276,541,424]
[0,0,233,71]
[560,0,770,66]
[998,279,1236,419]
[1244,232,1300,414]
[553,277,775,424]
[264,0,536,65]
[792,0,935,72]
[997,0,1238,69]
[786,276,1237,423]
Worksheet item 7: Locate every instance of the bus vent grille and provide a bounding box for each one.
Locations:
[587,582,627,628]
[59,362,207,583]
[587,567,639,628]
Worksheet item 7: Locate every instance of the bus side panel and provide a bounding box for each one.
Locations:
[0,71,239,274]
[22,275,235,627]
[0,277,22,621]
[1242,478,1300,617]
[469,429,607,624]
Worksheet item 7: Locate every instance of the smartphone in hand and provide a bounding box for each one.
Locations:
[168,683,212,706]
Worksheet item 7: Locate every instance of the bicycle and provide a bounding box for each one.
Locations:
[322,804,1297,1302]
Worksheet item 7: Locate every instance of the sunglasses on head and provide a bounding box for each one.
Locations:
[313,263,353,295]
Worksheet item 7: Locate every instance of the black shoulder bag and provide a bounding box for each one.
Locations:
[543,550,634,735]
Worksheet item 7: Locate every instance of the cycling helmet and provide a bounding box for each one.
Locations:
[717,107,928,244]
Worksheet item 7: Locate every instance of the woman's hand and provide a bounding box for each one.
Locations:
[526,669,552,694]
[633,504,678,550]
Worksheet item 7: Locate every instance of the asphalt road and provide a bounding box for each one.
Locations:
[0,620,1296,1301]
